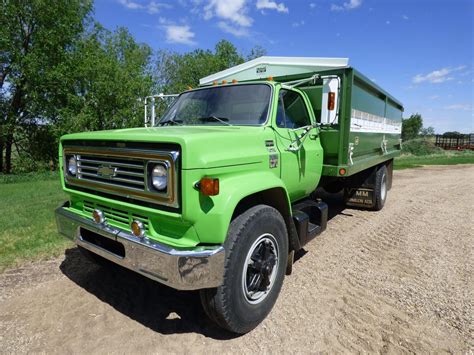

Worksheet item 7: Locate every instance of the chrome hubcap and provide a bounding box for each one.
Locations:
[381,172,387,201]
[242,234,279,304]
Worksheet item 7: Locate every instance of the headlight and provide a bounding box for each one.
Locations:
[151,164,167,191]
[67,155,77,176]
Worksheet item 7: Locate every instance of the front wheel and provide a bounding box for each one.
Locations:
[200,205,288,334]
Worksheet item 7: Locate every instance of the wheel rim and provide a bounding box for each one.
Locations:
[381,171,387,202]
[242,233,279,305]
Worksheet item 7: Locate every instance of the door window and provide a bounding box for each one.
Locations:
[276,90,311,128]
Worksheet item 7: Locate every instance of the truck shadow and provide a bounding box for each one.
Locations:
[59,192,351,338]
[59,248,240,340]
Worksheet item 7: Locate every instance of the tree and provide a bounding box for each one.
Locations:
[402,113,423,141]
[247,45,267,61]
[442,131,463,138]
[420,126,435,136]
[58,25,153,133]
[0,0,92,173]
[155,40,265,94]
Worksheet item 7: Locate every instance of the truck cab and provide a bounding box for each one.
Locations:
[56,57,402,334]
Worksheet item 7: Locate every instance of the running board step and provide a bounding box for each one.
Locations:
[292,199,328,247]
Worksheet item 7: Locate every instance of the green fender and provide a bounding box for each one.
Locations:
[184,169,291,245]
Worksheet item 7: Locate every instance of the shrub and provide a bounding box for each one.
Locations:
[402,138,444,156]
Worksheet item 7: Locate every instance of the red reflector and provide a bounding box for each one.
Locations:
[339,168,347,175]
[199,178,219,196]
[328,92,335,110]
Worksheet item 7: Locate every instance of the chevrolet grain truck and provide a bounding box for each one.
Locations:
[55,57,403,333]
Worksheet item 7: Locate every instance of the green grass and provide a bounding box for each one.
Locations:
[0,175,71,272]
[394,151,474,170]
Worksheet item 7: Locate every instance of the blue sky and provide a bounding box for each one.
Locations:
[95,0,473,133]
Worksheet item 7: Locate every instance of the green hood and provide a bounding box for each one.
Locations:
[61,126,273,170]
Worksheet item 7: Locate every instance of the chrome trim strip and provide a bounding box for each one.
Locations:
[79,158,144,169]
[79,171,145,186]
[55,202,224,290]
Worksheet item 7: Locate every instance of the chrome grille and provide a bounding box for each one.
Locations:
[63,145,180,208]
[83,200,150,232]
[77,154,145,191]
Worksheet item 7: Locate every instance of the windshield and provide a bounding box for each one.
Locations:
[157,84,272,126]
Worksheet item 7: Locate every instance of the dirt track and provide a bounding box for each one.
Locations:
[1,165,473,353]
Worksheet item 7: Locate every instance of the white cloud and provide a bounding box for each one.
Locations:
[331,0,362,11]
[292,20,305,27]
[256,0,288,13]
[147,1,170,13]
[119,0,143,9]
[402,14,409,20]
[204,0,252,27]
[429,95,440,100]
[444,104,472,111]
[217,21,250,37]
[412,66,467,84]
[164,25,196,45]
[118,0,171,14]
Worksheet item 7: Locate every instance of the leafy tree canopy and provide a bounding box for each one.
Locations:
[155,40,265,94]
[402,113,423,141]
[58,24,153,133]
[0,0,93,173]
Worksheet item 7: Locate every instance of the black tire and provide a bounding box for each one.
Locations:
[200,205,288,334]
[78,246,113,268]
[372,164,388,211]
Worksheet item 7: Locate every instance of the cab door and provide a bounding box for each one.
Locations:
[272,87,324,202]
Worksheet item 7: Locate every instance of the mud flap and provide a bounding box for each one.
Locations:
[344,187,376,208]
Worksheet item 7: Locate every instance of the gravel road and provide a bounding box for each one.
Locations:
[1,165,473,353]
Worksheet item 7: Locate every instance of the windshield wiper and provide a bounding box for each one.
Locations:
[198,115,232,126]
[158,118,183,126]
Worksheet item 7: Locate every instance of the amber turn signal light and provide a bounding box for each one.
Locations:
[328,92,335,110]
[131,220,145,237]
[198,178,219,196]
[92,209,105,224]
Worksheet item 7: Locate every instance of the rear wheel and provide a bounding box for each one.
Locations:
[372,164,388,211]
[200,205,288,334]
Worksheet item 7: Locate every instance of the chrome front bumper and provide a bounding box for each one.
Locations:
[55,202,225,290]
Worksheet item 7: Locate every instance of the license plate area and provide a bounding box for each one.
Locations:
[79,227,125,257]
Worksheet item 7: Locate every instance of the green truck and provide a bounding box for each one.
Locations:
[55,57,403,333]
